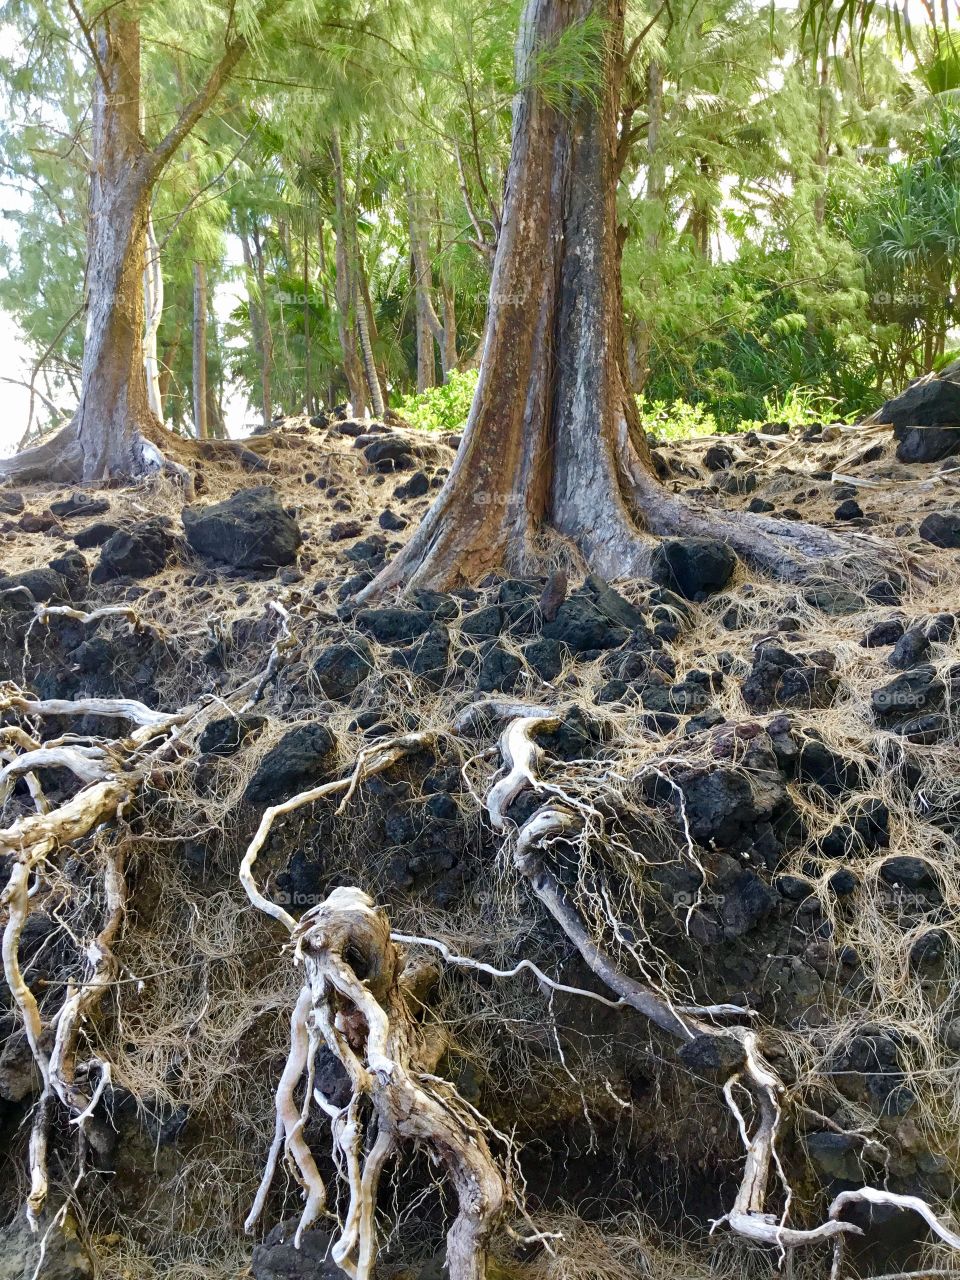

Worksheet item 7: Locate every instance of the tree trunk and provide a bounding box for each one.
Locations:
[360,0,885,600]
[206,380,227,439]
[330,130,367,415]
[143,214,164,421]
[252,225,274,427]
[158,316,184,414]
[303,219,313,414]
[441,270,458,379]
[401,148,444,392]
[192,261,209,440]
[0,4,288,484]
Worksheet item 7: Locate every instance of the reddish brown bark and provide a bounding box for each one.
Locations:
[361,0,873,599]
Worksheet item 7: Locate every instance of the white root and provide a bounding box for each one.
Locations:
[34,603,163,637]
[0,680,202,1225]
[0,690,183,731]
[471,704,960,1263]
[246,887,508,1280]
[239,731,436,933]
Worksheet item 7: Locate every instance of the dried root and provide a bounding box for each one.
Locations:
[241,733,510,1280]
[470,703,960,1267]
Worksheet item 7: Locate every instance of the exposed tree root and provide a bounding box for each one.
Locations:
[464,703,960,1266]
[243,810,510,1279]
[0,661,269,1225]
[0,414,283,488]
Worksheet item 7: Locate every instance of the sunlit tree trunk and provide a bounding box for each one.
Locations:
[192,261,208,439]
[362,0,871,599]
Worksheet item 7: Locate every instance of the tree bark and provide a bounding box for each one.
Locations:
[158,316,184,415]
[330,130,368,415]
[0,3,291,483]
[441,270,458,379]
[192,261,209,440]
[360,0,886,600]
[143,214,164,421]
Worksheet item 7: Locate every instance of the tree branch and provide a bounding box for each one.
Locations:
[147,0,292,178]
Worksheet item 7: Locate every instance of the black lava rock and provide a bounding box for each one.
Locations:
[378,509,408,531]
[355,607,432,644]
[252,1222,343,1280]
[0,566,70,606]
[342,534,386,565]
[834,499,863,521]
[313,638,375,699]
[477,644,523,692]
[0,490,25,515]
[73,521,121,550]
[524,637,563,681]
[49,492,110,519]
[879,856,936,890]
[650,537,737,600]
[92,518,176,582]
[542,596,629,652]
[862,618,905,648]
[245,723,337,805]
[742,645,838,711]
[918,511,960,548]
[199,714,266,757]
[889,627,930,670]
[393,623,450,687]
[460,604,504,638]
[872,665,944,720]
[879,375,960,462]
[395,470,429,499]
[703,444,734,471]
[182,487,301,570]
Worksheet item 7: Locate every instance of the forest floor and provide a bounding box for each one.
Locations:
[1,413,960,1280]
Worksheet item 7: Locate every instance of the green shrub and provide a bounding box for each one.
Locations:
[394,369,479,432]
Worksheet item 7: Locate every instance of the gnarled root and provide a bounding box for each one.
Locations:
[470,703,960,1264]
[0,680,225,1224]
[241,733,512,1278]
[244,888,508,1280]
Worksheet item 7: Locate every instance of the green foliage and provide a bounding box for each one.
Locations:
[394,369,478,431]
[637,397,721,440]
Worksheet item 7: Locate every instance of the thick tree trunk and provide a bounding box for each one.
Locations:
[192,261,209,440]
[1,18,169,483]
[360,0,888,601]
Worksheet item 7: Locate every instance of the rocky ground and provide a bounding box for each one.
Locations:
[0,404,959,1280]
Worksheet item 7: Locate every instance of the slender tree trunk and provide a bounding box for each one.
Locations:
[401,147,444,391]
[240,223,273,428]
[412,247,437,392]
[360,0,882,601]
[330,129,367,415]
[356,269,386,418]
[813,48,830,228]
[143,213,164,421]
[441,270,458,379]
[192,261,209,439]
[303,218,313,414]
[631,57,664,393]
[206,380,227,439]
[158,316,184,414]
